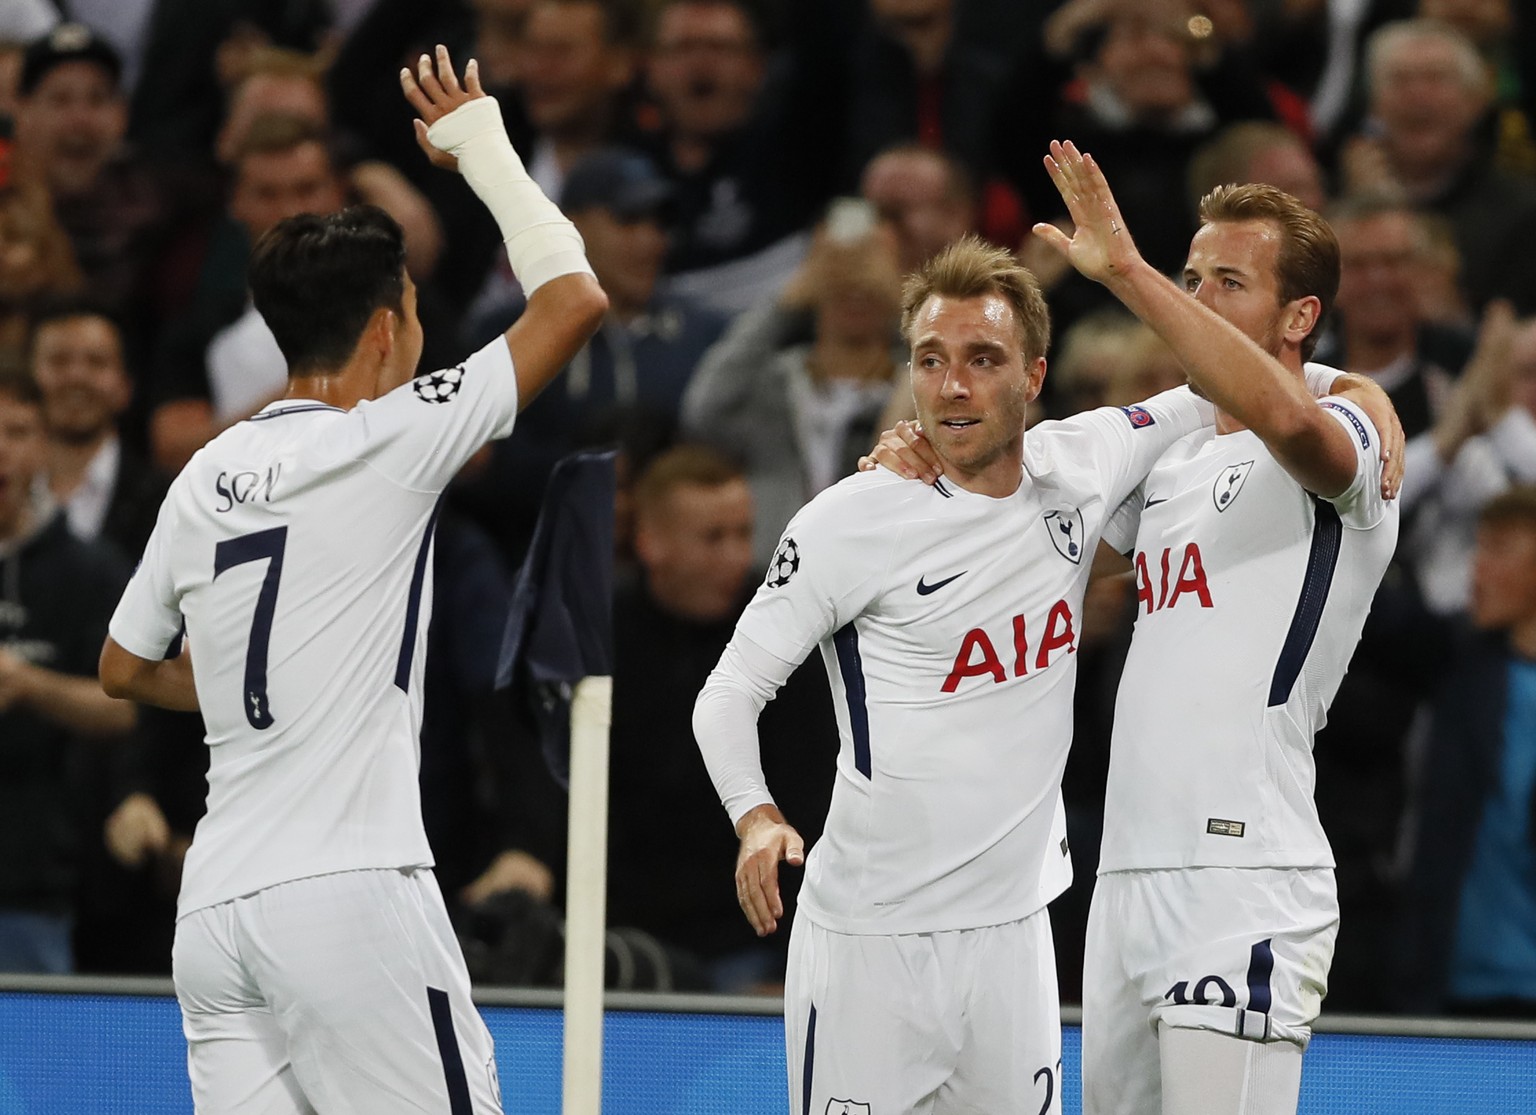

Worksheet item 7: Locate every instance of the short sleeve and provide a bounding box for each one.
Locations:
[344,338,520,493]
[108,495,184,661]
[1318,398,1388,530]
[1029,386,1213,510]
[733,483,902,666]
[1101,486,1144,556]
[1303,362,1346,397]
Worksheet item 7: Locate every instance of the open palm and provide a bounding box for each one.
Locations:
[1030,140,1142,285]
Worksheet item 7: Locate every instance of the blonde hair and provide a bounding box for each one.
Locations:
[900,235,1050,362]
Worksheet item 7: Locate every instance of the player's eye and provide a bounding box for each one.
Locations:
[1223,277,1242,290]
[1183,277,1200,293]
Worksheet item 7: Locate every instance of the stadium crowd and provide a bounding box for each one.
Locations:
[1,0,1535,1019]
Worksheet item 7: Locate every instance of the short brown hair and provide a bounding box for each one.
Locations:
[900,235,1051,362]
[232,112,332,166]
[1479,486,1536,532]
[1198,183,1339,360]
[633,444,745,519]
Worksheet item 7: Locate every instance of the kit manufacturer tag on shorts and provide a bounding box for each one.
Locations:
[1207,818,1246,838]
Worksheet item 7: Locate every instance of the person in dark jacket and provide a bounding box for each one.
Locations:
[605,444,835,990]
[1397,485,1536,1015]
[0,368,135,972]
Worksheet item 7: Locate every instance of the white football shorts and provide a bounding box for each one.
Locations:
[173,866,502,1114]
[1081,866,1338,1115]
[785,909,1063,1115]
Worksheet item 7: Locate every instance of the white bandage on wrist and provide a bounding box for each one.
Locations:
[425,96,594,295]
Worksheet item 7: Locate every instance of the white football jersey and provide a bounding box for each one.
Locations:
[109,340,518,916]
[1097,396,1399,873]
[720,389,1211,935]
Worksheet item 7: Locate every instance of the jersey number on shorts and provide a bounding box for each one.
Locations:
[213,526,288,730]
[1034,1058,1061,1115]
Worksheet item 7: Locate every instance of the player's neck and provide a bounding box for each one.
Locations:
[281,361,382,411]
[943,449,1023,498]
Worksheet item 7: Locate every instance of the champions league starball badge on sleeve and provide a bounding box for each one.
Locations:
[766,536,800,587]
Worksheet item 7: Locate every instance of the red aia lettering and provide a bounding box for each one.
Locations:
[1133,542,1214,615]
[942,601,1077,692]
[941,629,1006,693]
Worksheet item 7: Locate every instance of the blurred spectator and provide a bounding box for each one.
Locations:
[1006,0,1279,333]
[606,445,834,990]
[640,0,851,312]
[455,148,727,566]
[859,143,978,276]
[0,368,135,973]
[1417,0,1535,178]
[1397,486,1536,1016]
[464,0,642,330]
[518,0,641,197]
[0,184,84,366]
[1400,304,1536,613]
[1314,194,1471,438]
[149,112,454,472]
[9,25,127,201]
[1046,310,1187,418]
[9,24,178,339]
[30,300,167,561]
[683,215,905,567]
[1346,18,1536,310]
[214,49,444,279]
[840,0,1018,244]
[125,0,331,157]
[1047,308,1144,417]
[1188,120,1330,215]
[149,113,348,471]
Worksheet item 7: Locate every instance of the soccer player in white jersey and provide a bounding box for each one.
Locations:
[1030,144,1400,1115]
[96,49,605,1114]
[694,236,1221,1115]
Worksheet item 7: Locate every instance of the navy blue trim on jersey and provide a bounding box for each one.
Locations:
[834,624,871,778]
[1267,499,1342,707]
[427,987,473,1115]
[245,403,345,421]
[1247,938,1275,1015]
[933,478,954,498]
[394,500,445,692]
[802,1003,817,1114]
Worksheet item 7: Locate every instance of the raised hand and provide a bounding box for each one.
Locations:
[1031,140,1143,286]
[399,44,486,172]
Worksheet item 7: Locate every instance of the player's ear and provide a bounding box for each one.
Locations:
[1025,356,1047,402]
[1284,296,1322,351]
[369,306,398,360]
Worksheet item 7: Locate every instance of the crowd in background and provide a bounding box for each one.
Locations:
[1,0,1535,1016]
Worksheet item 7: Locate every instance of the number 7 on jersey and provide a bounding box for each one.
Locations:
[214,526,288,730]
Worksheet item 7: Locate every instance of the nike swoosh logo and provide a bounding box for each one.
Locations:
[1144,496,1168,508]
[917,571,967,595]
